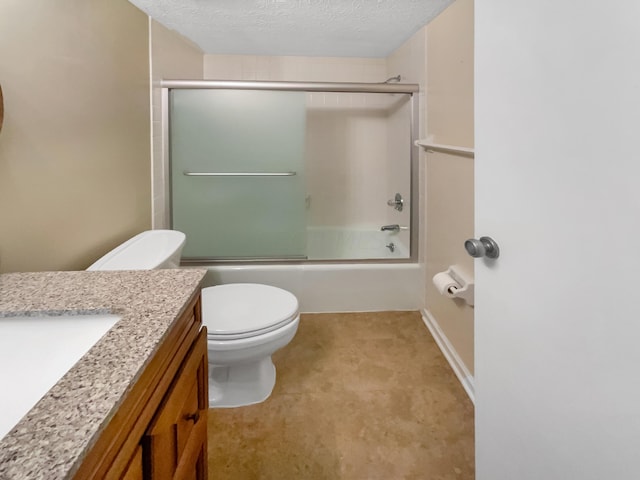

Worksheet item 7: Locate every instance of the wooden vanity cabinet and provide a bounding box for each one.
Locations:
[143,329,208,479]
[72,293,208,480]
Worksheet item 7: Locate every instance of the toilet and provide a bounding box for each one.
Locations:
[202,283,299,408]
[87,230,186,270]
[87,229,299,408]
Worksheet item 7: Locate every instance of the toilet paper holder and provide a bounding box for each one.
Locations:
[433,265,475,306]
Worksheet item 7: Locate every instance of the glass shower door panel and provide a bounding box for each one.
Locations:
[171,89,307,259]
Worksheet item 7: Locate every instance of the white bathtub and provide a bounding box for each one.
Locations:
[192,227,422,312]
[201,262,423,313]
[306,227,410,260]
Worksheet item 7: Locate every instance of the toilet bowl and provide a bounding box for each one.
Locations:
[202,283,299,408]
[87,230,299,408]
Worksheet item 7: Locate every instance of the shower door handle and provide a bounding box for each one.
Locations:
[183,171,297,177]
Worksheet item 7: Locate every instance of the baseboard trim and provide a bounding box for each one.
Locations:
[421,308,475,404]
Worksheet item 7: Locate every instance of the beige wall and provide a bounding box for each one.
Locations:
[424,0,475,373]
[0,0,151,273]
[204,55,386,82]
[150,20,204,228]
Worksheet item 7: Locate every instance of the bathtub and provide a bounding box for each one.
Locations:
[201,262,423,313]
[306,227,410,260]
[196,228,420,312]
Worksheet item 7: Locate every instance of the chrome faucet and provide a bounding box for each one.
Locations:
[380,224,408,232]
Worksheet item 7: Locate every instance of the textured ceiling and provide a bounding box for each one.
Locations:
[128,0,454,58]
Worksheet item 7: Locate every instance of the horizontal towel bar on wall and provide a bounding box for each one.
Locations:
[183,171,297,177]
[414,140,475,158]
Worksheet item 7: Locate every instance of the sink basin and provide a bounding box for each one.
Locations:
[0,313,120,440]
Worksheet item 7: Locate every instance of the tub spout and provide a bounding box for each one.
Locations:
[381,224,408,232]
[381,224,399,232]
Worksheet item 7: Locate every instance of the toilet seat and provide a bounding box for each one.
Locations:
[202,284,299,340]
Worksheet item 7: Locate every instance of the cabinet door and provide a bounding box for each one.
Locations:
[144,329,208,480]
[121,446,144,480]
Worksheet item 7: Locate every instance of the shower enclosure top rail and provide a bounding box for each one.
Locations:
[161,79,419,94]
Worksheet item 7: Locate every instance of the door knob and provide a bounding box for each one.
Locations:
[465,236,500,259]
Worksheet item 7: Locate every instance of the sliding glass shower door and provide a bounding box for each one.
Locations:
[167,80,419,263]
[170,89,307,259]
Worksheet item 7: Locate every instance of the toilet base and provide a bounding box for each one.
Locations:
[208,357,276,408]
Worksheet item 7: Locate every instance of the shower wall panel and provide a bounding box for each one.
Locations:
[305,92,411,234]
[305,92,389,229]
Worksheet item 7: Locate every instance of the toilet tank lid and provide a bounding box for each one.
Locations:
[87,230,186,271]
[201,283,299,336]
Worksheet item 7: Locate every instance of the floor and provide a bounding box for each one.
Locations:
[207,311,475,480]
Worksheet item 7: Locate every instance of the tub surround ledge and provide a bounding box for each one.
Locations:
[0,269,207,480]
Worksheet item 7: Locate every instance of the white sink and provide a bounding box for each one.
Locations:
[0,313,120,440]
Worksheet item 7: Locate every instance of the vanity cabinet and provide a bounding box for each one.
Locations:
[143,328,208,478]
[72,293,208,480]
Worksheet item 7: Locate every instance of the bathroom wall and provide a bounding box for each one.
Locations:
[150,20,204,228]
[423,0,475,375]
[204,55,386,83]
[0,0,151,273]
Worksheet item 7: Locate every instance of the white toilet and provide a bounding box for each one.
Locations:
[87,230,186,270]
[88,230,299,408]
[202,283,299,408]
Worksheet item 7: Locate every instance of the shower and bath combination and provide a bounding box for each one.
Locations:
[162,79,420,265]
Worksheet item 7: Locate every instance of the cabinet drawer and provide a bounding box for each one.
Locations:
[144,328,208,479]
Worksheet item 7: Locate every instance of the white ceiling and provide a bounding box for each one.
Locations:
[128,0,454,58]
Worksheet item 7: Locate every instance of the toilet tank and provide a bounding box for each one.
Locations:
[87,230,186,271]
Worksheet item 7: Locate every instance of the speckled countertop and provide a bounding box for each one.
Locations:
[0,269,207,480]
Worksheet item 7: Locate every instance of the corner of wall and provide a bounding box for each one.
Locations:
[149,19,205,230]
[424,0,476,380]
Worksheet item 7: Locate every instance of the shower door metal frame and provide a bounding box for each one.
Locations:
[162,79,420,264]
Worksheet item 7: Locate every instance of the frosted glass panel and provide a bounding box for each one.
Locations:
[171,90,307,258]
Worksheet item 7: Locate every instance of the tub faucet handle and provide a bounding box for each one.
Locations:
[386,193,404,212]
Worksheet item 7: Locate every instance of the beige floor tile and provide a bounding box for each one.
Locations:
[208,312,474,480]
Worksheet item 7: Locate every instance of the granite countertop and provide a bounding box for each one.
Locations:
[0,269,207,480]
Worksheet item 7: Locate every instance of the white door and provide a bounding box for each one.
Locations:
[475,2,640,479]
